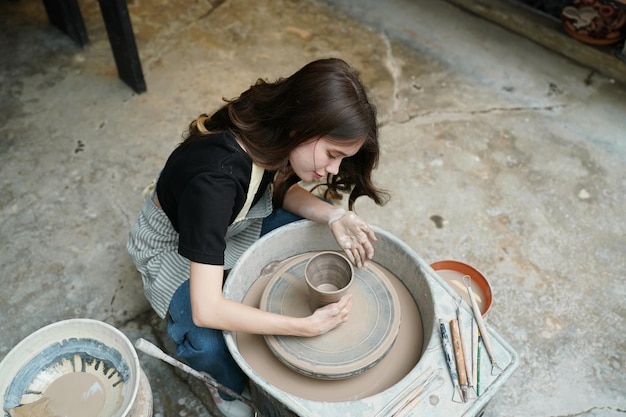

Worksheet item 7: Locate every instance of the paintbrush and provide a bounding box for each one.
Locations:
[439,319,463,403]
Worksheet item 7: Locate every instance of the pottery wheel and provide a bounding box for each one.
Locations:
[259,252,401,380]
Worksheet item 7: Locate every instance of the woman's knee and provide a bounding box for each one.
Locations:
[185,327,227,355]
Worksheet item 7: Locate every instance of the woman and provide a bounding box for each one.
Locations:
[127,58,388,417]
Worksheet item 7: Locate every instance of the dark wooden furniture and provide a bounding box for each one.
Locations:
[42,0,146,93]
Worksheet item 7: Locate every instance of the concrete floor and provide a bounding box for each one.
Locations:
[1,0,625,416]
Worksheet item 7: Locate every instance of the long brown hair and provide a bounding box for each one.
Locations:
[182,58,389,210]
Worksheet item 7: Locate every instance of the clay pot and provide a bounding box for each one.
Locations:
[304,251,354,310]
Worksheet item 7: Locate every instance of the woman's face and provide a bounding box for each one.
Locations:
[289,136,364,181]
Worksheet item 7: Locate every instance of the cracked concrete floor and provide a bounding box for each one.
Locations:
[1,0,625,416]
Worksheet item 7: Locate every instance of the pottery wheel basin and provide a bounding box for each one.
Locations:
[224,220,436,404]
[224,221,519,416]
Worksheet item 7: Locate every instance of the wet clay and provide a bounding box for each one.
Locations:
[43,372,105,417]
[260,253,401,380]
[436,270,489,314]
[236,253,424,402]
[317,283,338,291]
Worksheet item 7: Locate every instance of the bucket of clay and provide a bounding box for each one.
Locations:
[0,318,153,417]
[224,220,519,417]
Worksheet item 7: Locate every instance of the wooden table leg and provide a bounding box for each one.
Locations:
[42,0,89,47]
[97,0,147,93]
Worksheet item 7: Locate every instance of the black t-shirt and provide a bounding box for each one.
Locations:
[156,131,273,265]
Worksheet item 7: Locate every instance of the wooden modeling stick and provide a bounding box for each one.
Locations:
[450,319,469,402]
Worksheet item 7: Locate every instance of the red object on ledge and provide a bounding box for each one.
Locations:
[561,0,626,45]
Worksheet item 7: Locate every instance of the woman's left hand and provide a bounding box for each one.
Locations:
[328,209,377,268]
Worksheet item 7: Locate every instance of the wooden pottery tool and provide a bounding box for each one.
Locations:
[439,319,463,403]
[464,276,503,375]
[450,318,470,402]
[135,338,263,417]
[375,367,434,417]
[392,371,440,417]
[472,319,479,389]
[477,335,483,396]
[455,298,477,399]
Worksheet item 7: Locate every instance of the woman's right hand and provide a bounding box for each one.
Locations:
[307,294,353,336]
[327,209,377,268]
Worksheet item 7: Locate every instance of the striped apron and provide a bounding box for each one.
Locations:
[127,164,272,319]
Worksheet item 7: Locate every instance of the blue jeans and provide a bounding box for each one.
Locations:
[167,208,303,399]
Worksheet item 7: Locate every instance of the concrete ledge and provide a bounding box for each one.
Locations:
[445,0,626,85]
